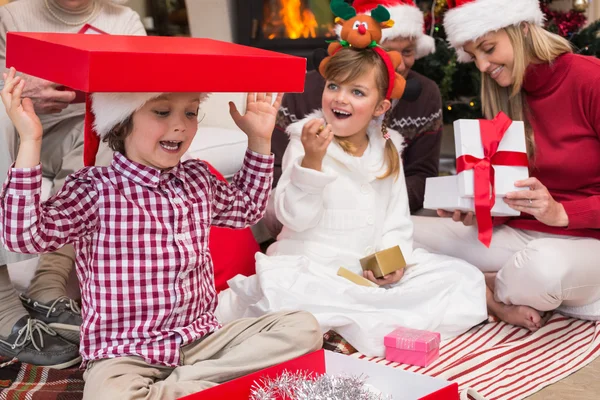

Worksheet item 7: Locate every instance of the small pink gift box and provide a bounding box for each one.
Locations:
[384,327,441,367]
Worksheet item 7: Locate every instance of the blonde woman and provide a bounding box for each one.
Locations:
[412,0,600,331]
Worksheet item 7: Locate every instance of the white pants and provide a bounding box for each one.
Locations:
[412,216,600,317]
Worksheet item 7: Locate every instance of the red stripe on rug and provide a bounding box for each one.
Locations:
[506,328,600,400]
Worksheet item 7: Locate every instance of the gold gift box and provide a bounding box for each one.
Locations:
[337,267,378,287]
[360,246,406,279]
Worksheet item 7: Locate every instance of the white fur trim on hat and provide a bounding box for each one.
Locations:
[383,4,435,58]
[91,92,163,137]
[334,4,435,59]
[444,0,544,62]
[91,92,210,137]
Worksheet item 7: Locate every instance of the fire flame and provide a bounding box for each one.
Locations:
[263,0,333,40]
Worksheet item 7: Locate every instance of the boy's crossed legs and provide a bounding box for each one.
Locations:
[83,311,322,400]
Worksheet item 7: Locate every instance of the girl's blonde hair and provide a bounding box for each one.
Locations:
[480,23,572,160]
[323,47,400,180]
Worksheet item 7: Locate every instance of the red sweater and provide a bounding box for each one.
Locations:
[503,53,600,239]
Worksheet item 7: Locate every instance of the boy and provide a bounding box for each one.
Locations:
[0,67,321,399]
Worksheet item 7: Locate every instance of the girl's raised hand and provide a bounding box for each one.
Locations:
[229,92,284,155]
[1,68,43,143]
[300,118,333,171]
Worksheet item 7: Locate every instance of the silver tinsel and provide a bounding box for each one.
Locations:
[249,370,393,400]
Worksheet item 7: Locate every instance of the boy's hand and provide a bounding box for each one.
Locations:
[1,68,43,143]
[229,92,284,155]
[363,268,405,286]
[300,118,333,171]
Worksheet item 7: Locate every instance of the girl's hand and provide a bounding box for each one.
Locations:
[504,177,569,227]
[1,68,43,143]
[437,210,477,226]
[363,268,405,286]
[300,118,333,171]
[229,92,284,155]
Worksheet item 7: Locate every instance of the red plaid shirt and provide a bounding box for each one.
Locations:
[0,150,273,367]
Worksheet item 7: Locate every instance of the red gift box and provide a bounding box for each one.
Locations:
[6,32,306,93]
[180,349,458,400]
[384,327,441,368]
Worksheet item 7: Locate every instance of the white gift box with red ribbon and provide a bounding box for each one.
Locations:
[423,113,531,247]
[454,119,529,197]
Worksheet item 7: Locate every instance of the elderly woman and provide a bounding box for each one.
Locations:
[0,0,145,367]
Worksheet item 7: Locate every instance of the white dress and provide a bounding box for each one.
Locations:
[217,111,487,357]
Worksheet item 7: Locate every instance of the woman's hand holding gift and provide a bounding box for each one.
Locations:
[437,210,477,226]
[505,177,569,227]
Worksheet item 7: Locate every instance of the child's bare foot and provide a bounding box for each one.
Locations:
[493,303,543,331]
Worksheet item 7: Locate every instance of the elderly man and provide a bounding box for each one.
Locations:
[0,0,145,367]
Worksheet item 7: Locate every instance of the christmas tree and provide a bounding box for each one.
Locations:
[412,0,600,123]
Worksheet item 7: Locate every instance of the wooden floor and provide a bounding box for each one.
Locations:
[527,356,600,399]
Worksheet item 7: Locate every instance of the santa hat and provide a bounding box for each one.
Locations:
[444,0,545,62]
[338,0,435,59]
[6,32,307,166]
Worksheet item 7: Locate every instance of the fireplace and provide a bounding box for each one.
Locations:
[233,0,344,70]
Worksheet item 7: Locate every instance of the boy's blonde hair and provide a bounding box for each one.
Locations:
[480,23,572,160]
[323,47,400,180]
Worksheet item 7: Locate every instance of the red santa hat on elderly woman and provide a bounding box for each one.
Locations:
[444,0,545,62]
[340,0,436,59]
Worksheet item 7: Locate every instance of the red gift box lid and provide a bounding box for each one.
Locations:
[6,32,306,93]
[384,327,441,353]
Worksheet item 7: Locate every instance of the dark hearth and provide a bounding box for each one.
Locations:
[233,0,342,70]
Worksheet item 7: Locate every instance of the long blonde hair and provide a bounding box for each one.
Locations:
[480,23,572,160]
[323,47,400,180]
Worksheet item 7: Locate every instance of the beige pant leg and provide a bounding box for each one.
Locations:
[0,265,28,337]
[82,356,199,400]
[82,311,321,399]
[411,216,532,272]
[169,311,322,384]
[495,234,600,311]
[27,245,75,303]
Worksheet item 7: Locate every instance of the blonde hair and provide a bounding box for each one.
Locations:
[480,23,572,160]
[323,47,400,179]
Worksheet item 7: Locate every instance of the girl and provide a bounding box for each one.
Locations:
[217,46,487,357]
[412,0,600,331]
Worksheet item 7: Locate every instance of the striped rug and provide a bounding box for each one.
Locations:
[352,313,600,400]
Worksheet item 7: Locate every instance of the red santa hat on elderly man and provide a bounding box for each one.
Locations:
[444,0,545,62]
[343,0,436,59]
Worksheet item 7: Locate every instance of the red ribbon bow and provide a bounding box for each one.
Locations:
[455,112,529,247]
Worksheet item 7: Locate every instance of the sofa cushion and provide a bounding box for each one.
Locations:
[183,126,248,180]
[204,163,259,292]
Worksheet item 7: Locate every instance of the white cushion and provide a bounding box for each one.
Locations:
[183,126,248,180]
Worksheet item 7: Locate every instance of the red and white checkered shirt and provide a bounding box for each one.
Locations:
[0,150,273,367]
